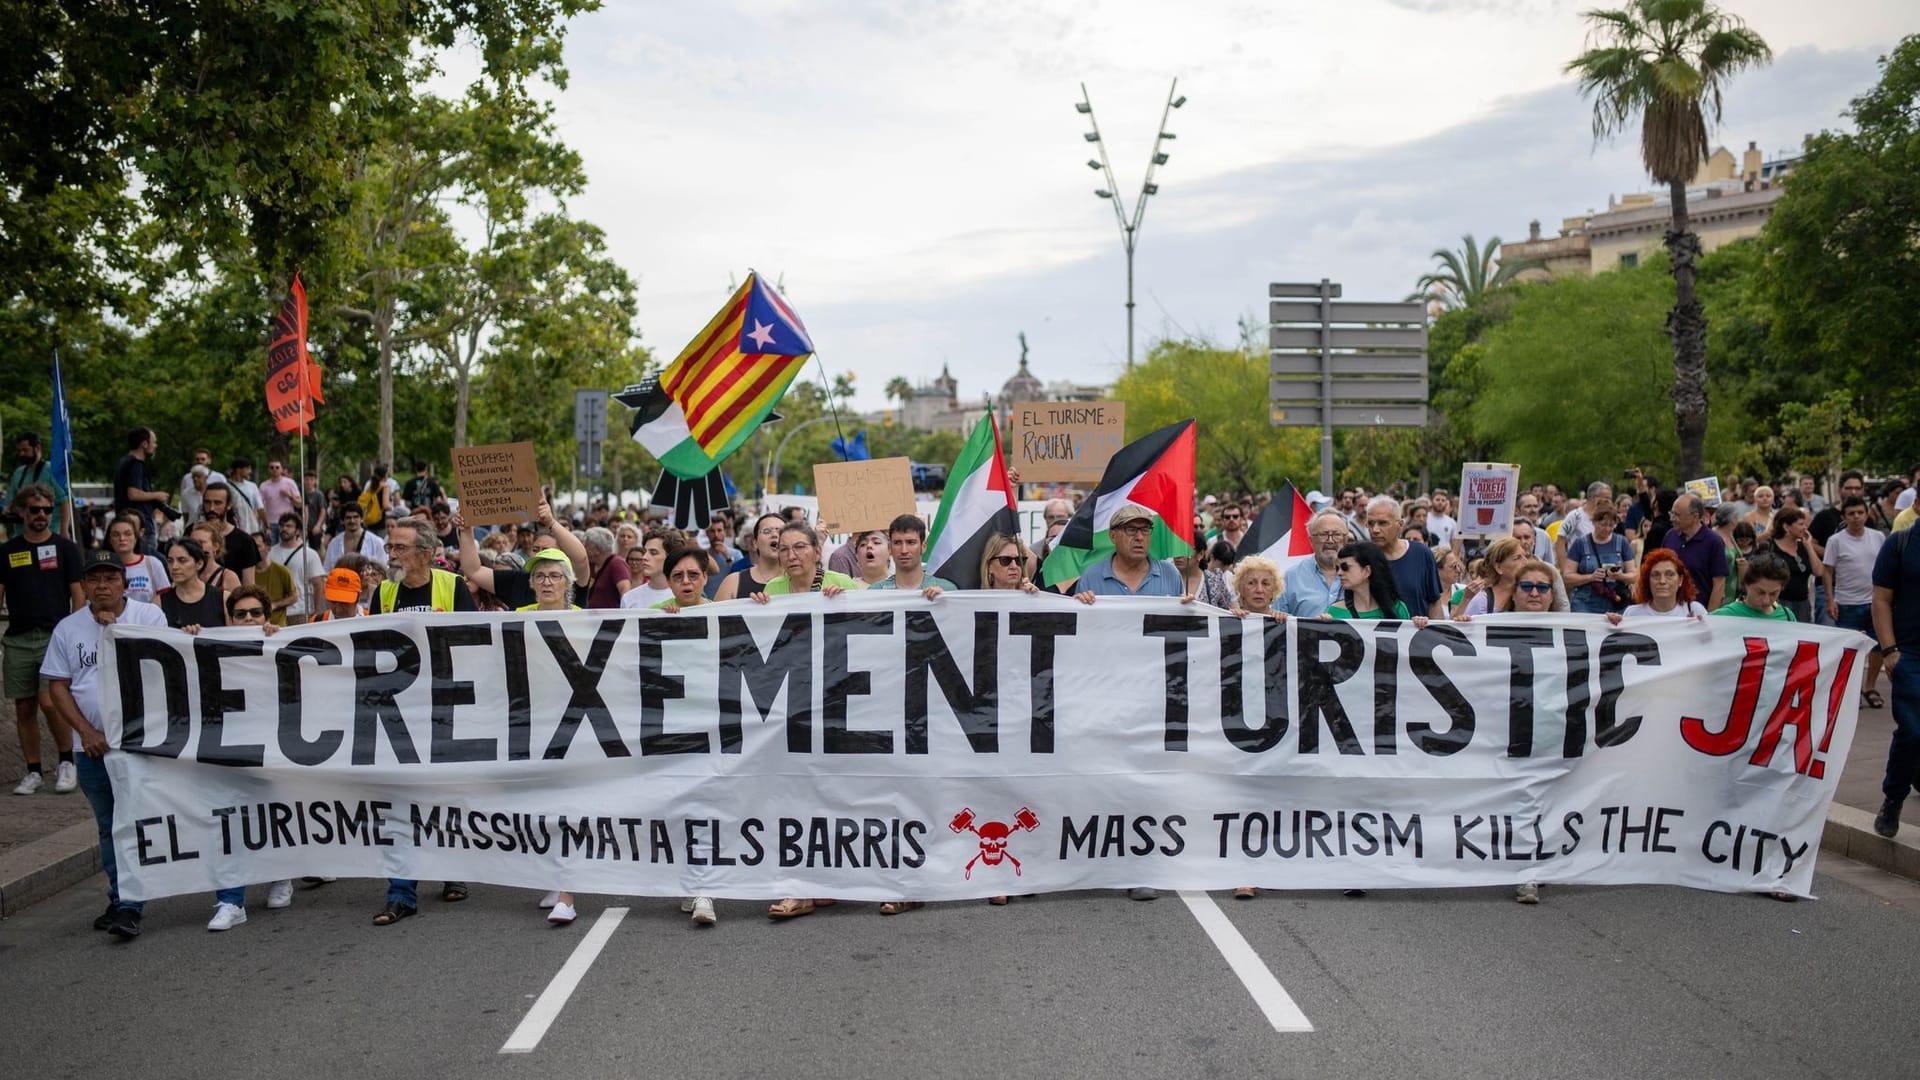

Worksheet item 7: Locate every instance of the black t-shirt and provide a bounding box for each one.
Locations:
[380,573,477,613]
[402,476,444,509]
[161,587,227,630]
[1810,506,1843,547]
[112,454,151,512]
[490,568,535,609]
[0,533,83,635]
[1768,539,1813,603]
[219,527,261,574]
[438,527,459,552]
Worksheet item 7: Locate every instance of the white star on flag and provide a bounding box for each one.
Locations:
[745,320,776,350]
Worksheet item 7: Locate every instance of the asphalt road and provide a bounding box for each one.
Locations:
[2,859,1916,1080]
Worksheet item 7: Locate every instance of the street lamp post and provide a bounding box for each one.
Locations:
[1078,79,1185,368]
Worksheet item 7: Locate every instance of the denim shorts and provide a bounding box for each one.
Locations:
[1836,602,1875,636]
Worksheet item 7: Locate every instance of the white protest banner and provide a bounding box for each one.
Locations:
[1459,463,1521,538]
[100,596,1861,902]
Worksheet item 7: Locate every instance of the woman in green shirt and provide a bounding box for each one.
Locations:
[1713,551,1795,622]
[1324,542,1417,622]
[753,523,856,600]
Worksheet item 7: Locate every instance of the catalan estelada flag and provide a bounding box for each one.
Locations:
[266,272,325,434]
[617,272,812,479]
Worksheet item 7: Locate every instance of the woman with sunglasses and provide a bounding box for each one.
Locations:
[107,514,168,604]
[980,534,1041,595]
[512,548,586,926]
[647,545,726,925]
[1494,559,1559,904]
[1323,542,1424,625]
[160,537,228,636]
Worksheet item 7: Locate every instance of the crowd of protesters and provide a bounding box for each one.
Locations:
[5,427,1919,932]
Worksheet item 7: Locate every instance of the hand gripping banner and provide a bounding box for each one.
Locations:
[98,595,1862,901]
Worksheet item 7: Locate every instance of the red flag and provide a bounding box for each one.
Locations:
[1236,481,1316,573]
[266,272,323,434]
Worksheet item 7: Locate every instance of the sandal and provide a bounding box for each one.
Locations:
[768,897,815,919]
[987,895,1009,906]
[1766,890,1799,903]
[441,882,469,903]
[878,901,924,916]
[372,901,416,926]
[1233,887,1257,900]
[1864,690,1886,709]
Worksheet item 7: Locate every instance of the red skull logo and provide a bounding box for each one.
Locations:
[949,807,1041,879]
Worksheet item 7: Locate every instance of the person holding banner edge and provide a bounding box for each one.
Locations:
[655,545,722,925]
[517,547,586,926]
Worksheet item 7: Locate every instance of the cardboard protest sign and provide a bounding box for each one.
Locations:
[1458,463,1521,538]
[814,457,917,534]
[1007,401,1127,483]
[450,442,542,526]
[1685,476,1723,507]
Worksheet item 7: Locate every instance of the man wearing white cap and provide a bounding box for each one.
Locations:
[1892,487,1917,533]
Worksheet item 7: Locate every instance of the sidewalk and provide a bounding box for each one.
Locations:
[0,697,97,917]
[3,690,1918,918]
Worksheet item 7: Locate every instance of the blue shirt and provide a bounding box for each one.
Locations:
[1078,556,1185,597]
[1280,558,1342,618]
[1388,541,1443,617]
[1873,530,1920,652]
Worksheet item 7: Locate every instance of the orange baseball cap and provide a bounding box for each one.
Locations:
[324,568,363,603]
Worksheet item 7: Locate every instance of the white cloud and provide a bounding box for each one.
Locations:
[536,1,1910,409]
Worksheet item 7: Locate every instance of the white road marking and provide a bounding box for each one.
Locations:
[499,906,629,1053]
[1177,890,1315,1033]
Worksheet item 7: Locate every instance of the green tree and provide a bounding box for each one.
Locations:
[1408,235,1537,311]
[1115,338,1318,494]
[1566,0,1771,479]
[1465,257,1745,484]
[1760,35,1920,467]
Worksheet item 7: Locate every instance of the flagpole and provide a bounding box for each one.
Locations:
[811,354,849,459]
[54,347,74,540]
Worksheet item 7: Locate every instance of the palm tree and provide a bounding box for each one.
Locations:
[1566,0,1770,478]
[1408,234,1538,310]
[885,376,912,406]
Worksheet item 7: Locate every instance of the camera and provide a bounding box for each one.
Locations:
[1621,467,1641,479]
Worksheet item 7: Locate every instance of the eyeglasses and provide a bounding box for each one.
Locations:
[230,606,267,619]
[1516,581,1552,594]
[531,573,568,584]
[989,555,1023,567]
[1114,523,1153,534]
[386,543,416,554]
[1309,530,1347,541]
[668,570,705,583]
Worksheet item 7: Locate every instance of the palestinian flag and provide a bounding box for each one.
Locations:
[925,413,1018,589]
[1235,482,1315,573]
[1041,419,1196,585]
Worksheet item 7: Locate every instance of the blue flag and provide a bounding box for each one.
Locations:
[49,351,71,503]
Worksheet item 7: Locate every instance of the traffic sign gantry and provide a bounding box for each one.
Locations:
[1267,280,1429,493]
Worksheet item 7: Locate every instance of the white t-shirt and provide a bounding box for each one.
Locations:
[620,583,673,610]
[1824,528,1887,604]
[1623,601,1709,619]
[41,599,169,749]
[326,529,387,570]
[1557,506,1593,550]
[1426,513,1458,552]
[118,555,169,604]
[271,541,327,617]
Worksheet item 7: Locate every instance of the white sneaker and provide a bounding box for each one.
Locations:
[1514,883,1540,905]
[12,772,42,796]
[53,761,77,793]
[547,902,577,925]
[266,880,294,909]
[207,903,248,931]
[690,896,716,926]
[538,890,561,909]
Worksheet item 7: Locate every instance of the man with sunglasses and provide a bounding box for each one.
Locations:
[1,484,85,794]
[1210,502,1250,550]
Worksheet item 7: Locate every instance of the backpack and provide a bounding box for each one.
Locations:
[357,483,384,526]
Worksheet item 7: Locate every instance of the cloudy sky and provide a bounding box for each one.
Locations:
[536,0,1911,412]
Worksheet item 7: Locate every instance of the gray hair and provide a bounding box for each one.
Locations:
[387,515,437,552]
[1585,480,1613,500]
[1365,494,1402,522]
[582,526,616,555]
[1712,503,1740,528]
[1310,509,1350,535]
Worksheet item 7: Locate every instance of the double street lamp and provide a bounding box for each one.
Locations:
[1077,78,1185,368]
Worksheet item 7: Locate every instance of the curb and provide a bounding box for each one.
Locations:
[0,821,100,919]
[0,806,1912,918]
[1820,803,1920,880]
